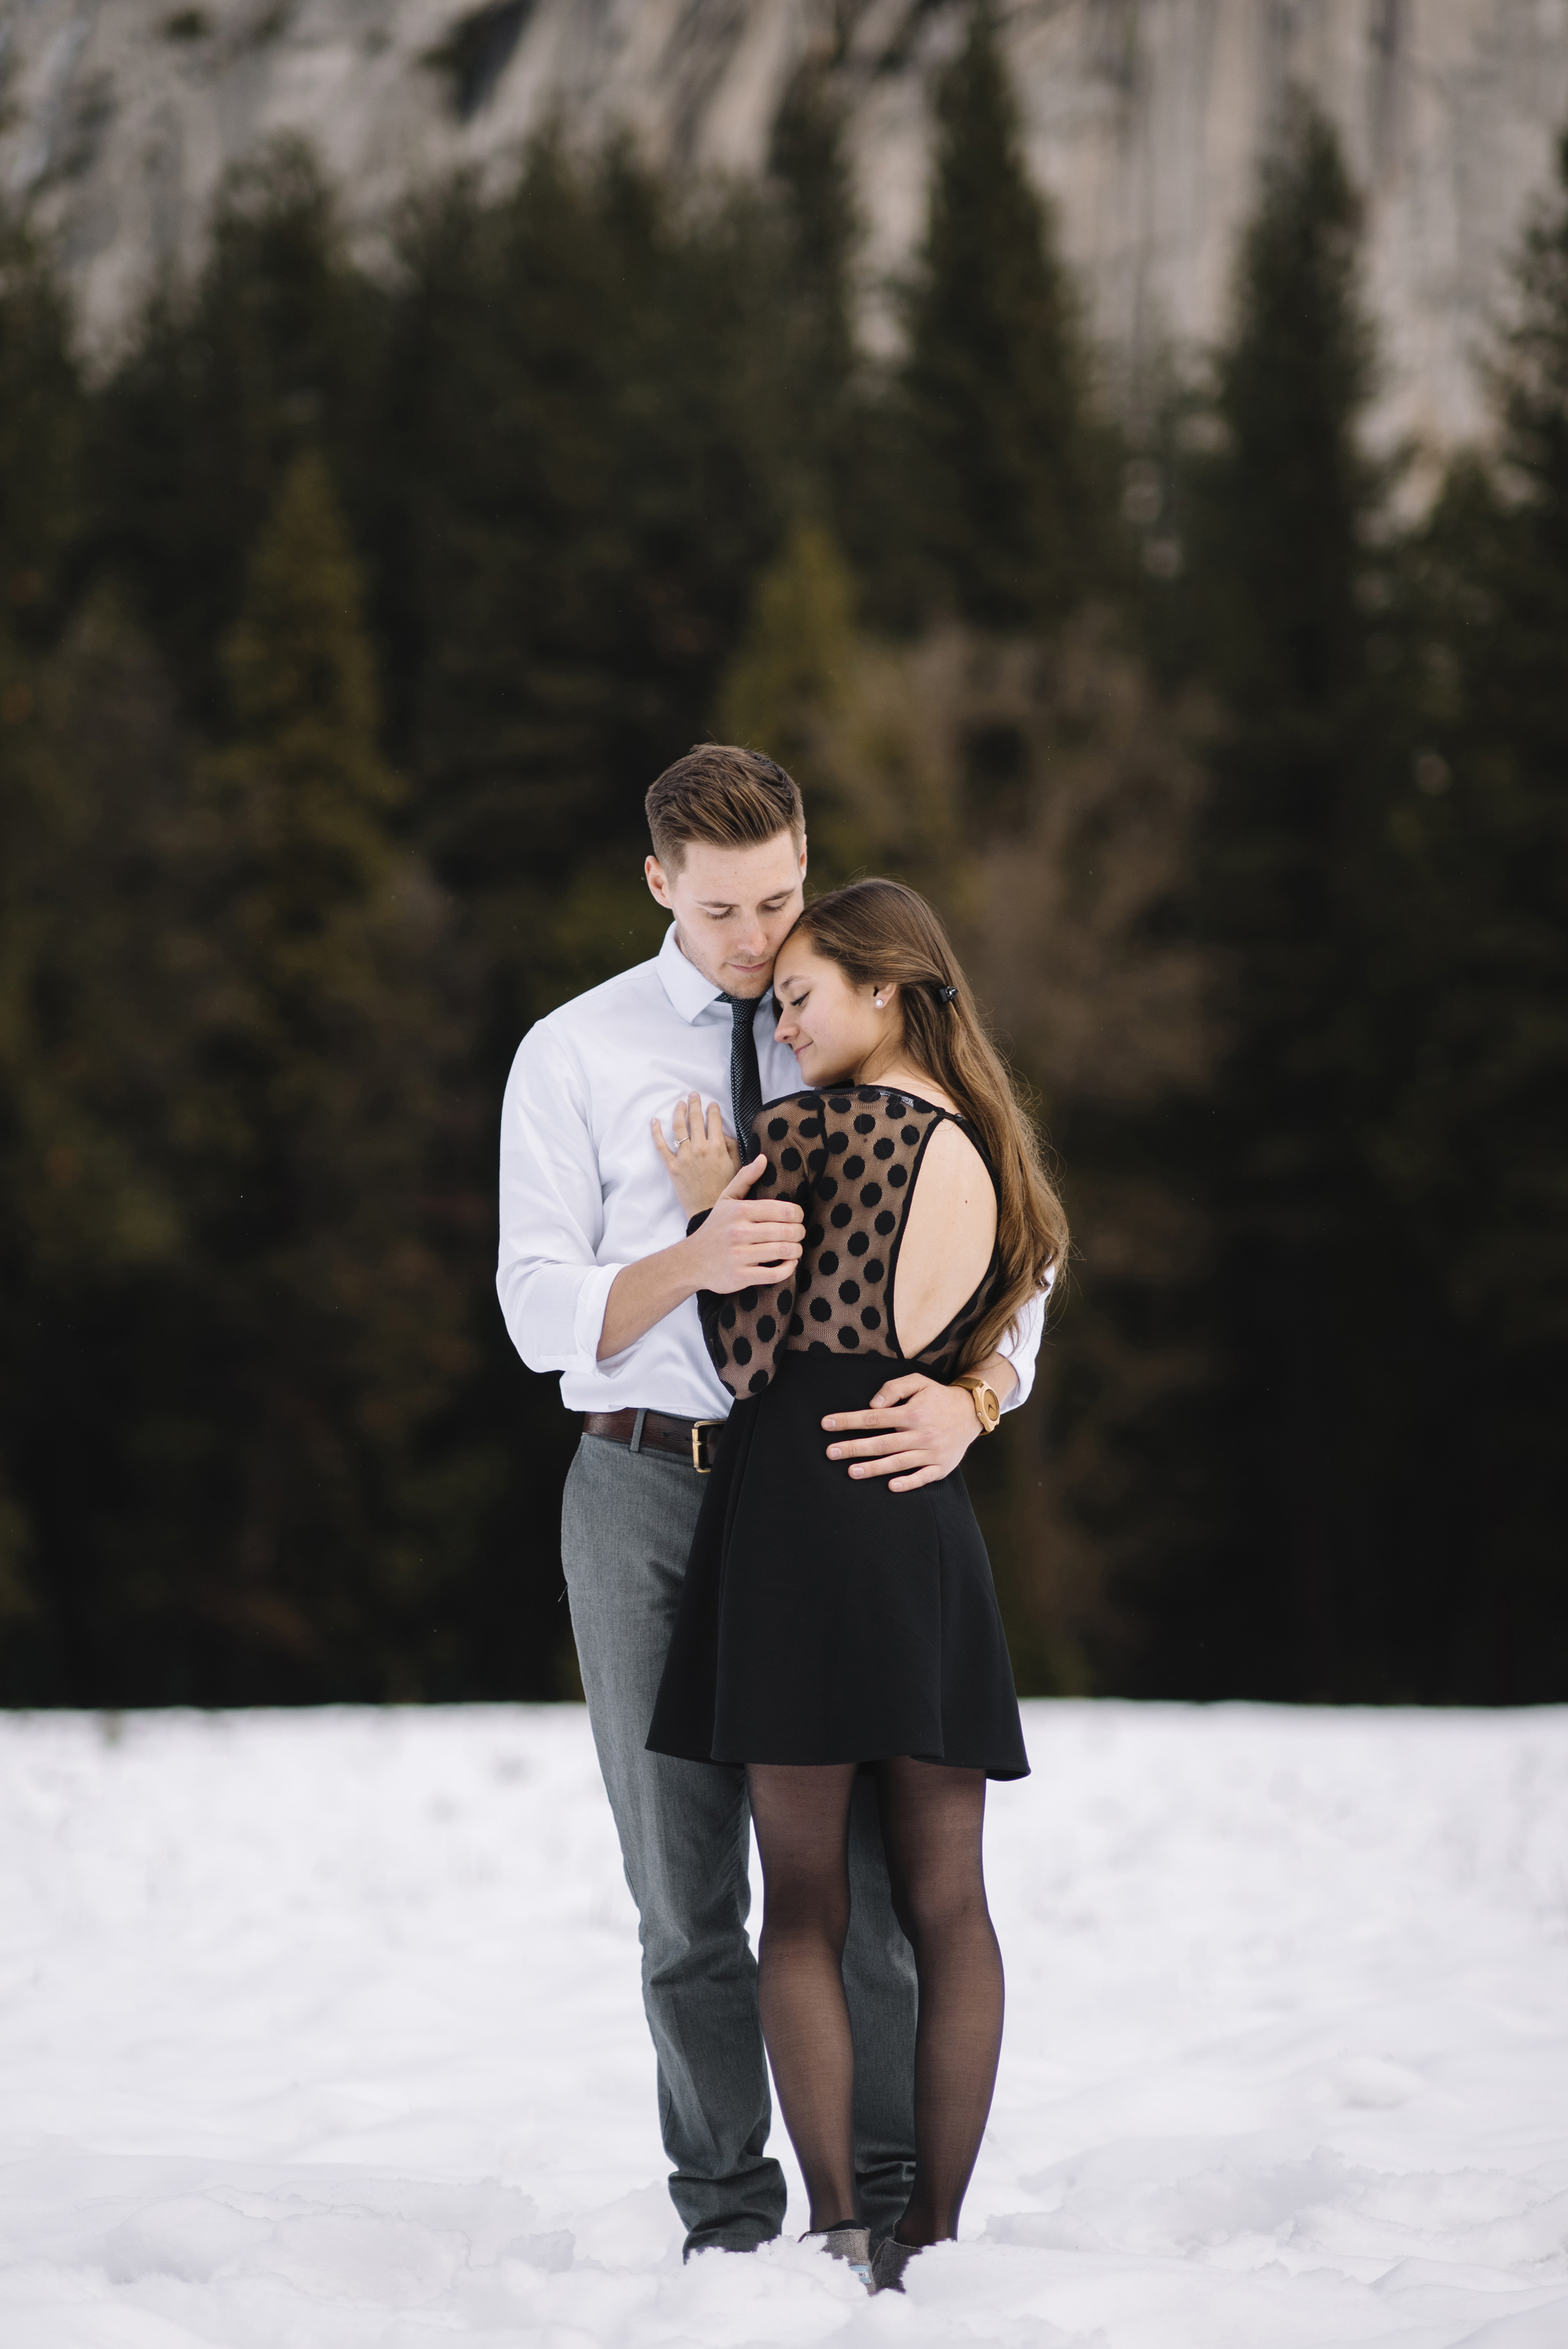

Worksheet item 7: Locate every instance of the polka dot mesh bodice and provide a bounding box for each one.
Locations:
[696,1086,1002,1403]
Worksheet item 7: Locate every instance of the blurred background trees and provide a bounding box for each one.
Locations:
[1136,105,1409,1700]
[1,17,1564,1707]
[892,0,1108,634]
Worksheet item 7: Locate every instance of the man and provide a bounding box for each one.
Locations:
[497,745,1042,2255]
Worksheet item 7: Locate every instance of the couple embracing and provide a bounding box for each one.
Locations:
[498,745,1066,2292]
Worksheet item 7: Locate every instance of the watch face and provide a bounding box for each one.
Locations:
[964,1378,1000,1431]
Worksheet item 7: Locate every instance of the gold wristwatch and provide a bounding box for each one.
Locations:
[953,1373,1002,1434]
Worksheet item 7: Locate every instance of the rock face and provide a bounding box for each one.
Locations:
[3,0,1567,450]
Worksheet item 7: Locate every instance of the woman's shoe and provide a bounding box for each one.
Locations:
[870,2234,922,2293]
[809,2224,872,2288]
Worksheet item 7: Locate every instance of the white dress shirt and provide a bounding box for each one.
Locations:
[497,923,1045,1419]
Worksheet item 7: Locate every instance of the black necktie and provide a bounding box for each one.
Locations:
[722,992,765,1157]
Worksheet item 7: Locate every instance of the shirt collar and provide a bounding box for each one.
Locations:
[657,921,726,1025]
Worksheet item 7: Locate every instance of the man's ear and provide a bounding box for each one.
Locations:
[797,834,808,881]
[645,854,674,909]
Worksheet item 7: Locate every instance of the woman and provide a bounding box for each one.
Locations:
[647,878,1067,2293]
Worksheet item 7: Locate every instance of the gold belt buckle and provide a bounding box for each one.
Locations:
[691,1419,721,1474]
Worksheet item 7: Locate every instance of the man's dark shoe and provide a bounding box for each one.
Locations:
[682,2231,775,2261]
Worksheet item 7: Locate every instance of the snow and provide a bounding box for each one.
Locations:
[2,1700,1567,2347]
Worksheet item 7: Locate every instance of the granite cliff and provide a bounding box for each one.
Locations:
[3,0,1567,452]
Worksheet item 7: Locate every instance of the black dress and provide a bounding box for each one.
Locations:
[645,1085,1030,1781]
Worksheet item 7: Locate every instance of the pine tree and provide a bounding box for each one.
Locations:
[715,520,856,786]
[766,61,864,529]
[770,62,857,392]
[179,450,469,1697]
[0,211,223,1702]
[0,211,93,1667]
[0,596,220,1705]
[92,139,380,729]
[711,520,967,894]
[1380,135,1568,1697]
[378,136,802,1029]
[898,1,1101,628]
[1152,104,1402,1700]
[0,212,80,634]
[1446,135,1568,1371]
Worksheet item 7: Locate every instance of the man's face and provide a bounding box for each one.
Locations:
[645,830,808,999]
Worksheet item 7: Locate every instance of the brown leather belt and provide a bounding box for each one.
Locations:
[583,1408,725,1473]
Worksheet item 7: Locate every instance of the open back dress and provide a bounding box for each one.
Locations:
[645,1084,1030,1781]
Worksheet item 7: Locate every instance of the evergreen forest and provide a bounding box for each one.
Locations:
[3,12,1565,1709]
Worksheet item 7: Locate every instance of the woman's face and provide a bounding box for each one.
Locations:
[771,938,891,1086]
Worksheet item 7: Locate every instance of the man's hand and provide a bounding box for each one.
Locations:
[686,1155,803,1295]
[597,1159,802,1360]
[822,1357,1018,1493]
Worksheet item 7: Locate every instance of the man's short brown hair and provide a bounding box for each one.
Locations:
[645,745,804,874]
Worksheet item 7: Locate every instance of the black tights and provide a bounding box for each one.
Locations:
[746,1756,1003,2246]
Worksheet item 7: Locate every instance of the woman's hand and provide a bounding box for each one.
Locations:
[653,1092,742,1218]
[687,1154,804,1293]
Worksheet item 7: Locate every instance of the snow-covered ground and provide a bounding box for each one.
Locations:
[2,1702,1566,2348]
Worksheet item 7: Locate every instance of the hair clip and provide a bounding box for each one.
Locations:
[936,983,959,1004]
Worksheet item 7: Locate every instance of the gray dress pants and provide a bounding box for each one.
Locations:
[561,1429,918,2254]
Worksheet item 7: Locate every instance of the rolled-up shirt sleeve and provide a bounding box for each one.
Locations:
[497,1024,630,1376]
[995,1271,1053,1411]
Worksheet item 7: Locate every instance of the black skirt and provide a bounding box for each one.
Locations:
[647,1349,1029,1780]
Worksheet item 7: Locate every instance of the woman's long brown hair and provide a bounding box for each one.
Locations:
[786,879,1067,1369]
